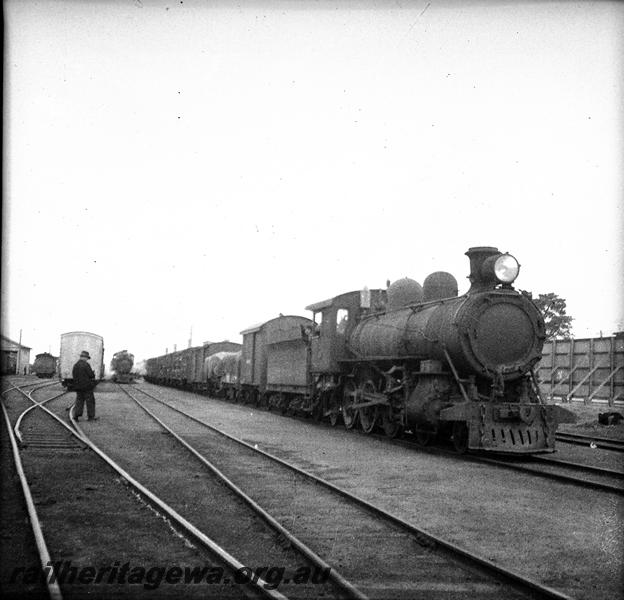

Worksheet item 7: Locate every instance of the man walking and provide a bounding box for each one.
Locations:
[72,350,98,421]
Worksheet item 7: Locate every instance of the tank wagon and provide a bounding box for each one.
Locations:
[59,331,105,390]
[33,352,57,378]
[111,350,134,383]
[204,351,241,399]
[146,246,575,454]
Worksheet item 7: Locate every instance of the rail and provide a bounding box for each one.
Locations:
[0,384,64,600]
[555,432,624,453]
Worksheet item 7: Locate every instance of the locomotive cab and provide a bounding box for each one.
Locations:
[306,289,387,375]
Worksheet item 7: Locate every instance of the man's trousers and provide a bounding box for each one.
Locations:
[74,390,95,419]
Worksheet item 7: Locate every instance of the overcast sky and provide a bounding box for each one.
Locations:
[3,0,623,363]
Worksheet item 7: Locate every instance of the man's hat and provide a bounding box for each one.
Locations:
[80,351,91,359]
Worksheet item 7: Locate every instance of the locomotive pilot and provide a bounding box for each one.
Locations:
[72,350,98,421]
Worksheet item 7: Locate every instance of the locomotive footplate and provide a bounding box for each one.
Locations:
[439,402,576,453]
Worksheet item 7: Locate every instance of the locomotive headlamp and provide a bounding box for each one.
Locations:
[493,253,520,284]
[467,247,521,291]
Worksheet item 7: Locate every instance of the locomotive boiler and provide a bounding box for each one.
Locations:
[111,350,134,383]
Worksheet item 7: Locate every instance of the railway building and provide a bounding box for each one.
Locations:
[1,334,31,375]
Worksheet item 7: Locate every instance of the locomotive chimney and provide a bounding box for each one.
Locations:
[466,246,500,292]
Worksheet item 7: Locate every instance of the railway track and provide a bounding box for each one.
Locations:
[467,453,623,495]
[224,388,624,496]
[182,384,624,496]
[3,381,286,599]
[13,382,74,447]
[555,431,624,453]
[129,383,573,600]
[1,382,64,600]
[115,384,361,600]
[360,432,624,496]
[363,431,624,495]
[2,376,45,390]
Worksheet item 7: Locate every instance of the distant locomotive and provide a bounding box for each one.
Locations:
[111,350,135,383]
[146,246,575,454]
[33,352,57,378]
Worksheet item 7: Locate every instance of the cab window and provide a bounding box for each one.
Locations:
[336,309,349,335]
[309,311,323,337]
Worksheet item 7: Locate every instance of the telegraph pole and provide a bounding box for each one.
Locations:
[16,329,22,375]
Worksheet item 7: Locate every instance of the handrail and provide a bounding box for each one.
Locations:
[442,348,471,403]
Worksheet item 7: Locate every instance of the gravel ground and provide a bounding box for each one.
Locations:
[135,382,623,600]
[545,442,624,473]
[556,402,624,441]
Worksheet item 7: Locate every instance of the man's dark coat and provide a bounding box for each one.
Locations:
[72,360,95,391]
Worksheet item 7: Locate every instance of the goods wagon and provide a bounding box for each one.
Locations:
[239,316,312,405]
[59,332,104,389]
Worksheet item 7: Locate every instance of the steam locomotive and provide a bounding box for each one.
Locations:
[111,350,135,383]
[33,352,57,378]
[146,246,574,454]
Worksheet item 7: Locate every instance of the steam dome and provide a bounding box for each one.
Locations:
[423,272,459,301]
[387,278,423,309]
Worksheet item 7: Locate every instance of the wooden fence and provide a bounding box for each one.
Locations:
[537,334,624,405]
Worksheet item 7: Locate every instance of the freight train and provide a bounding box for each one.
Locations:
[32,352,57,378]
[146,341,242,393]
[146,247,575,454]
[111,350,135,383]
